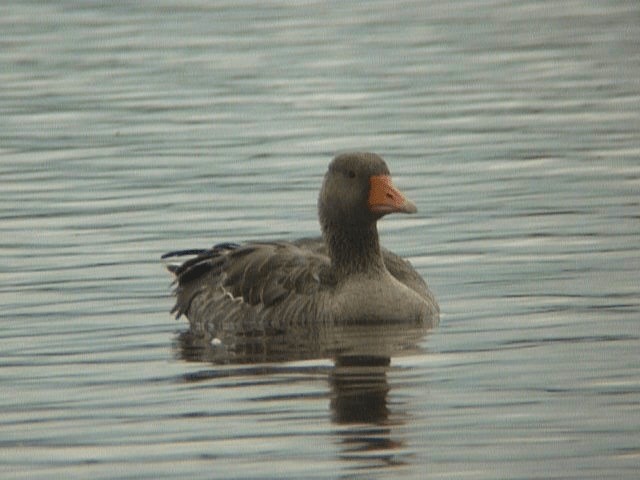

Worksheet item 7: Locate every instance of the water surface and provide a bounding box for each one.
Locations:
[2,1,639,479]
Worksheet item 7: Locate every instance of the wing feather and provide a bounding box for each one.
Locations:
[165,240,333,323]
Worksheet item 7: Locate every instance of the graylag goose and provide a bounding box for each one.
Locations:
[163,152,439,339]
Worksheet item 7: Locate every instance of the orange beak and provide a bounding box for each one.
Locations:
[368,175,417,215]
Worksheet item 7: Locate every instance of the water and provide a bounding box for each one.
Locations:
[2,1,639,478]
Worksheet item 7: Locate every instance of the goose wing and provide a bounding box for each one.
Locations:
[163,240,334,320]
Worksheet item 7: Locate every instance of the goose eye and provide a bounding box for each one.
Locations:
[347,170,356,179]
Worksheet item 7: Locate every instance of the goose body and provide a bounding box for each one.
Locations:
[164,153,439,340]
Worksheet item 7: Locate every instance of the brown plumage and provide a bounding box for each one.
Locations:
[163,152,439,340]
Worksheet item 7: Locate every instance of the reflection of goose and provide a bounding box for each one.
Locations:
[176,320,430,365]
[330,356,391,425]
[179,349,411,462]
[163,152,439,343]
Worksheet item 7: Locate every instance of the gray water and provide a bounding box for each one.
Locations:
[2,1,639,479]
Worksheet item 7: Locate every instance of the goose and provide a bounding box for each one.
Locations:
[163,152,439,339]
